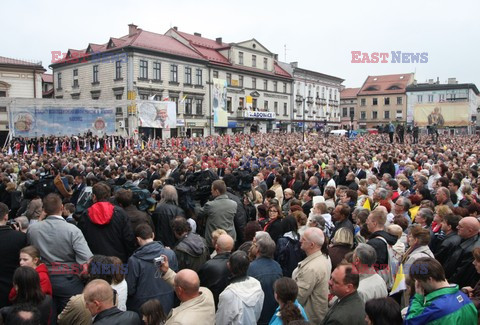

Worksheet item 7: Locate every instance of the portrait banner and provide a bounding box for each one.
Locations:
[413,102,469,127]
[9,106,115,137]
[138,101,176,129]
[213,78,228,127]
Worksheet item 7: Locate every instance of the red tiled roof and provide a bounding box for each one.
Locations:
[177,31,229,49]
[42,88,54,96]
[0,56,44,68]
[340,87,360,99]
[42,73,53,83]
[132,31,205,60]
[358,73,414,96]
[274,62,291,78]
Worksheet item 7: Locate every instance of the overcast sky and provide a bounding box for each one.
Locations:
[2,0,479,89]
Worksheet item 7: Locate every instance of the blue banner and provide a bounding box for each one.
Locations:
[10,106,115,137]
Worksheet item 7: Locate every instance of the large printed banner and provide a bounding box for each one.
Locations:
[9,106,115,137]
[138,101,176,129]
[213,78,228,127]
[413,103,470,127]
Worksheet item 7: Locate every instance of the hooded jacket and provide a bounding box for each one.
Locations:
[367,230,398,266]
[216,276,265,325]
[126,241,178,314]
[174,233,209,272]
[79,201,136,263]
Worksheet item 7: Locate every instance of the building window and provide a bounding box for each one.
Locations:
[153,62,161,80]
[185,67,192,84]
[213,70,218,78]
[342,107,348,117]
[273,81,277,92]
[115,94,122,100]
[170,64,178,82]
[57,72,62,89]
[264,100,268,110]
[140,60,148,79]
[115,61,122,79]
[185,98,192,114]
[397,110,402,118]
[329,89,332,100]
[372,111,378,119]
[349,107,354,118]
[439,94,445,102]
[73,79,79,88]
[283,82,287,93]
[334,90,337,100]
[253,98,257,109]
[397,96,402,105]
[227,97,232,113]
[360,111,366,120]
[195,99,202,115]
[239,97,244,109]
[196,69,202,85]
[283,103,287,115]
[93,65,99,83]
[252,55,256,67]
[384,97,390,105]
[428,94,434,102]
[239,52,243,65]
[264,79,267,90]
[322,87,325,98]
[384,110,390,119]
[239,75,243,88]
[417,95,423,103]
[139,94,149,100]
[361,98,366,106]
[263,57,268,69]
[252,78,256,89]
[373,98,378,105]
[274,102,278,114]
[226,73,232,86]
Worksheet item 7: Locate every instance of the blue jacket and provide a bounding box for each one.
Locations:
[126,241,178,314]
[269,300,308,325]
[247,257,283,325]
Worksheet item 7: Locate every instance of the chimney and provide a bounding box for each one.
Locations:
[128,23,138,36]
[194,32,202,37]
[173,26,178,31]
[448,77,457,84]
[216,37,222,44]
[437,77,440,84]
[428,79,434,84]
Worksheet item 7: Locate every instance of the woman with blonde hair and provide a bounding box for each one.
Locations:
[328,227,354,270]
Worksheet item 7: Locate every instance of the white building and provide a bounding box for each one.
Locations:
[279,62,344,132]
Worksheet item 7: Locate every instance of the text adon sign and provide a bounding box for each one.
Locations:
[244,111,276,119]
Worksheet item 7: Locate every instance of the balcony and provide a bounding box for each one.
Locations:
[295,95,303,103]
[307,96,314,105]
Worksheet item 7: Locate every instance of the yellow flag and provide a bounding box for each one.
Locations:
[141,141,145,150]
[363,198,371,211]
[409,205,420,222]
[390,264,406,295]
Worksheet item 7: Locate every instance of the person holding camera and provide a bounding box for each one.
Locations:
[0,202,27,308]
[126,223,178,316]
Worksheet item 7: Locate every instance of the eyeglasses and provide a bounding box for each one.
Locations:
[269,210,279,214]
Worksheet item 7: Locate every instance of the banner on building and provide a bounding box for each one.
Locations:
[138,101,176,129]
[246,96,253,110]
[212,78,228,127]
[9,106,115,137]
[413,103,470,127]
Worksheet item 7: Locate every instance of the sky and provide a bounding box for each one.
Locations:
[2,0,479,89]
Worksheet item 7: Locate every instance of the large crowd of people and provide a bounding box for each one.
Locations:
[0,130,480,324]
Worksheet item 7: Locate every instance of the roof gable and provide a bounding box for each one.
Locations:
[234,39,272,55]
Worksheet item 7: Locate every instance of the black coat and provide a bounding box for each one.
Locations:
[0,226,27,308]
[198,252,231,308]
[434,231,461,265]
[366,230,398,266]
[1,295,53,325]
[265,218,284,243]
[78,202,136,263]
[93,306,141,325]
[226,190,247,246]
[152,202,185,248]
[379,160,395,177]
[445,234,480,288]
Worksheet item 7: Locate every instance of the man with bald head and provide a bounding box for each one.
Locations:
[83,279,141,324]
[292,227,332,324]
[444,216,480,288]
[160,258,215,324]
[198,234,234,308]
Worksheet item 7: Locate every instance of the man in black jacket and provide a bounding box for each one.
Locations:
[365,207,398,266]
[78,182,136,263]
[434,214,461,264]
[84,279,141,324]
[198,234,234,308]
[0,202,26,308]
[152,185,185,248]
[379,154,395,178]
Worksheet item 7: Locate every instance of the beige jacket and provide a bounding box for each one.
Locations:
[163,269,215,325]
[292,250,332,324]
[57,294,91,325]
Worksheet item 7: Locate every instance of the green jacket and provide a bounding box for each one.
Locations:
[405,285,477,324]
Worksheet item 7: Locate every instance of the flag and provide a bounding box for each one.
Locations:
[125,138,128,149]
[180,95,187,103]
[409,205,420,222]
[363,198,371,211]
[111,136,116,150]
[7,147,12,156]
[390,264,406,296]
[162,96,169,101]
[95,140,100,150]
[141,140,145,150]
[24,144,28,155]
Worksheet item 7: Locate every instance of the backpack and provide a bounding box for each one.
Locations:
[118,183,156,212]
[375,236,398,290]
[175,185,196,213]
[275,236,306,277]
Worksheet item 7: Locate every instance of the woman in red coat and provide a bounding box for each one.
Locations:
[9,246,52,301]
